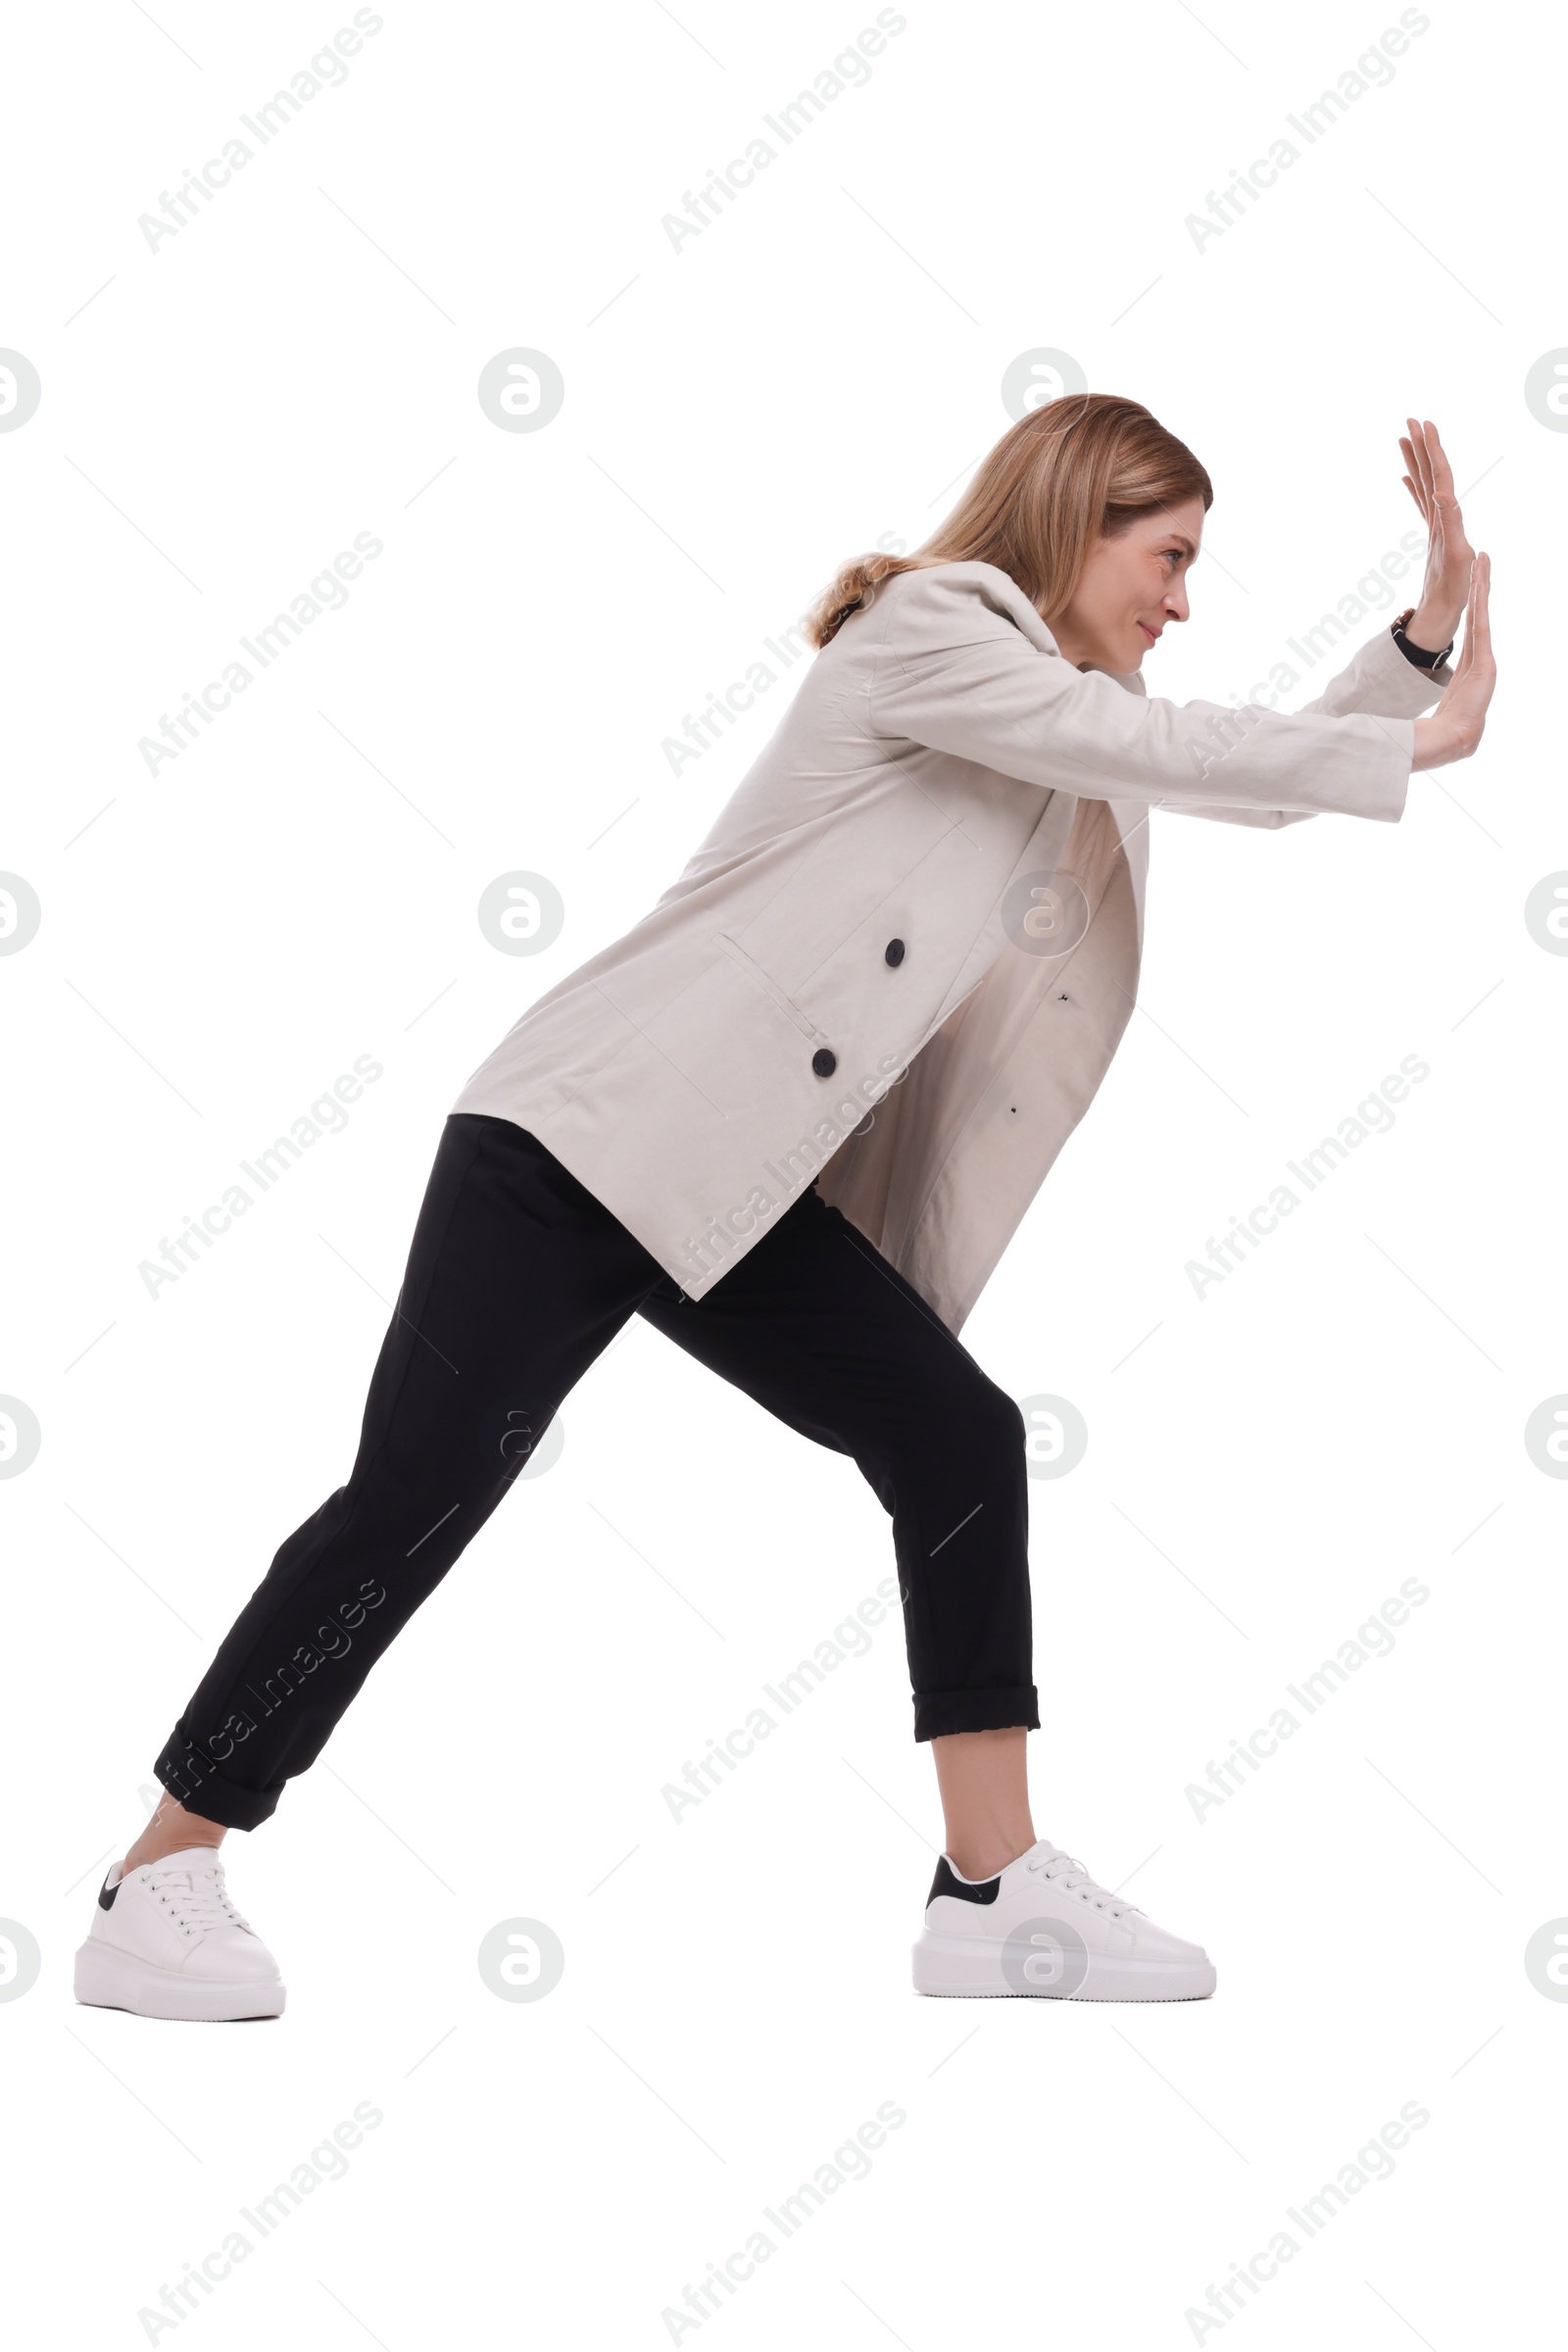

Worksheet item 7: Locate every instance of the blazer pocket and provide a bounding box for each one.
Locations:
[712,930,829,1044]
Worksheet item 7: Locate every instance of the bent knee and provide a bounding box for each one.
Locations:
[976,1379,1026,1456]
[895,1372,1024,1462]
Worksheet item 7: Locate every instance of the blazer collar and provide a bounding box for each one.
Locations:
[963,561,1147,698]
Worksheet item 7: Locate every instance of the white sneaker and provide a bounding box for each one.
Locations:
[912,1837,1216,2001]
[74,1845,286,2022]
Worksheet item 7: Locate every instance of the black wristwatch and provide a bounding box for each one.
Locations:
[1391,606,1454,670]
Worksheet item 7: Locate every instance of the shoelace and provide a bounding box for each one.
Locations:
[142,1860,251,1939]
[1025,1840,1142,1923]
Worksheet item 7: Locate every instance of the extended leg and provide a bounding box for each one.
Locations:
[151,1115,664,1830]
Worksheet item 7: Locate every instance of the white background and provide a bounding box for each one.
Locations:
[2,0,1562,2343]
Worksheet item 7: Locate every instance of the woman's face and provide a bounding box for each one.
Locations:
[1047,496,1206,673]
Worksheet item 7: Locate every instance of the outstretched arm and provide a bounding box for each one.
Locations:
[1170,615,1455,827]
[1171,418,1491,824]
[867,579,1421,824]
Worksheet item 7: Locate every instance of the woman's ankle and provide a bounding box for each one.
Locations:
[930,1727,1036,1882]
[946,1828,1035,1881]
[121,1794,228,1877]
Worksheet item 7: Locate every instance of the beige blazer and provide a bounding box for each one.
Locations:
[451,562,1452,1330]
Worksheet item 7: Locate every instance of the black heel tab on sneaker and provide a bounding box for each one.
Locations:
[97,1873,121,1911]
[928,1856,1001,1906]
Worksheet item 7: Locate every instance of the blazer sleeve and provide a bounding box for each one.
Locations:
[863,568,1432,825]
[1169,616,1457,828]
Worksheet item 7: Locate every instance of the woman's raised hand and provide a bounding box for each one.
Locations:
[1411,551,1494,771]
[1399,416,1476,655]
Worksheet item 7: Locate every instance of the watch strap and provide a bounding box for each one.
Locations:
[1391,606,1454,670]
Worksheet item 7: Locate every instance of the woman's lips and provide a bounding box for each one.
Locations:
[1138,621,1158,644]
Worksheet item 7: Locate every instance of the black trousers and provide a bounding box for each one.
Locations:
[155,1114,1038,1829]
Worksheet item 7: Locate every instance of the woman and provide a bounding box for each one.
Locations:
[75,395,1494,2017]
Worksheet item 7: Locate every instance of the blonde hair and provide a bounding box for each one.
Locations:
[806,392,1213,649]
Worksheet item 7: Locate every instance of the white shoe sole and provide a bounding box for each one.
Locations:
[74,1937,286,2022]
[911,1931,1215,2002]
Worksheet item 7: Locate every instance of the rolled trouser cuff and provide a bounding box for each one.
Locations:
[153,1729,283,1831]
[912,1685,1040,1742]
